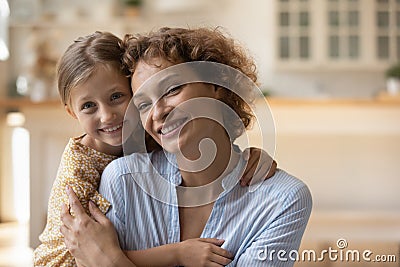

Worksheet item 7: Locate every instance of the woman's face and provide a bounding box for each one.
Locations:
[131,57,223,154]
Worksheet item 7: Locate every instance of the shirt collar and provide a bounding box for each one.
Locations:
[165,148,246,192]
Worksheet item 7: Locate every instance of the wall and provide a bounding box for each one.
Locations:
[155,0,385,98]
[5,0,387,98]
[21,107,81,247]
[0,60,10,221]
[244,100,400,213]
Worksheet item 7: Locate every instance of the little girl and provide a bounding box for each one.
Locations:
[33,31,277,267]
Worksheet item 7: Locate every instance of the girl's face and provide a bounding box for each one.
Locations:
[66,64,131,154]
[131,57,223,154]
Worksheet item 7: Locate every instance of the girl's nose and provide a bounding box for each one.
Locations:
[100,106,116,124]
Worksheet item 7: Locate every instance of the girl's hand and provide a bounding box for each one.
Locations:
[240,147,277,186]
[60,186,135,267]
[177,238,233,267]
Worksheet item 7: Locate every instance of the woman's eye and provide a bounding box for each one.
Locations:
[81,102,95,110]
[137,102,150,112]
[166,85,182,96]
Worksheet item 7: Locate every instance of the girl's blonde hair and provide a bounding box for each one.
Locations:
[57,31,129,106]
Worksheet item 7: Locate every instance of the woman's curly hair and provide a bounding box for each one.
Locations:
[121,27,258,140]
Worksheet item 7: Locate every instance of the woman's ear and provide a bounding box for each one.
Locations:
[214,86,224,99]
[65,105,77,119]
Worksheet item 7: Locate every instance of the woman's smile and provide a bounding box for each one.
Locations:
[159,117,188,137]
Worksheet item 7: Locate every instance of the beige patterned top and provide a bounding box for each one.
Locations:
[34,135,117,267]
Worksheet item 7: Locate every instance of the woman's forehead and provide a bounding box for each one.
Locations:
[131,58,175,92]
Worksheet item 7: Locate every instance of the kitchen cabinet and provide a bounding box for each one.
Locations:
[274,0,400,71]
[5,2,147,101]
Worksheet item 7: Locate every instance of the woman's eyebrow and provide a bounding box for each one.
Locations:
[156,73,182,91]
[133,73,182,101]
[132,92,144,101]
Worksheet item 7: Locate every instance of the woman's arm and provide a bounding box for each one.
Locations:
[61,187,233,267]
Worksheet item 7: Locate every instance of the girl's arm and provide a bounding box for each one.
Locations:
[61,187,233,267]
[240,147,277,186]
[125,238,232,267]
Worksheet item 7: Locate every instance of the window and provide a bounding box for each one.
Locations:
[280,12,290,26]
[329,35,340,58]
[376,0,400,60]
[277,0,311,60]
[275,0,399,68]
[348,11,359,26]
[329,11,340,26]
[377,11,390,27]
[327,0,360,60]
[280,36,290,58]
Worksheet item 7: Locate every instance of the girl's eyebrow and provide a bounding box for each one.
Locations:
[75,95,92,103]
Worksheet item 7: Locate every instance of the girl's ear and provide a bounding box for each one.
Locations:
[65,105,77,119]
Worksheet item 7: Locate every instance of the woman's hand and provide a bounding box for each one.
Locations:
[60,186,135,267]
[240,147,277,186]
[177,238,233,267]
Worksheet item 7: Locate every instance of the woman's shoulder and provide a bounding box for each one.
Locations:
[256,169,312,203]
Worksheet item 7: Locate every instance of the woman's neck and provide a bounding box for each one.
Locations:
[177,134,239,187]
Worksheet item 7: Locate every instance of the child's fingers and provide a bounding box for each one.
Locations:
[211,245,234,259]
[247,149,274,186]
[240,169,254,186]
[207,262,228,267]
[249,159,276,186]
[240,157,258,186]
[208,248,233,266]
[197,238,225,246]
[242,147,251,161]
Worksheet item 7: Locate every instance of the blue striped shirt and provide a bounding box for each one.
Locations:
[99,150,312,266]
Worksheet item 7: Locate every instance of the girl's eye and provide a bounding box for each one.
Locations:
[81,102,95,110]
[111,92,123,101]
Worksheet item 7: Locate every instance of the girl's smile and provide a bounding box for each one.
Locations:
[66,64,131,156]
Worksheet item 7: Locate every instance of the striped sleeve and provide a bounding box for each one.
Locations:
[98,161,127,249]
[236,182,312,267]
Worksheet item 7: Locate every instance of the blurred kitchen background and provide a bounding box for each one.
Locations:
[0,0,400,266]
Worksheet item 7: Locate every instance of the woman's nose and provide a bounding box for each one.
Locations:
[151,99,170,122]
